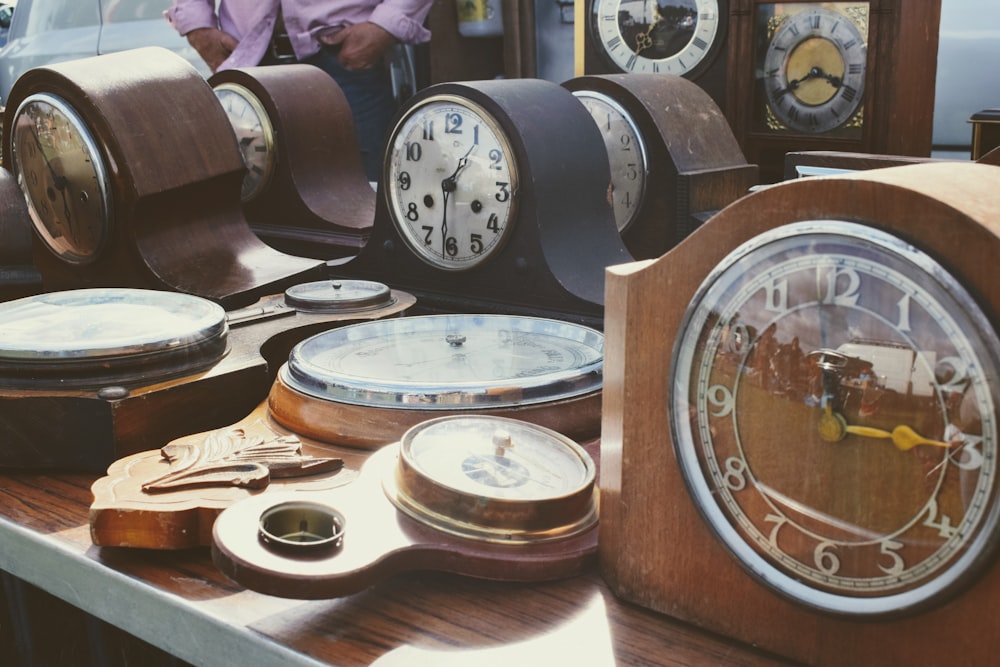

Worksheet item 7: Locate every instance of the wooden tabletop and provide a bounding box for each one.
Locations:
[0,468,793,666]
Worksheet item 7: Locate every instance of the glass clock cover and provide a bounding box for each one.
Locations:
[671,220,1000,617]
[281,314,604,408]
[0,288,228,386]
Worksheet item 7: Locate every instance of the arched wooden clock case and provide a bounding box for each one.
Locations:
[562,73,757,258]
[0,169,42,301]
[337,78,632,328]
[209,65,374,260]
[600,161,1000,665]
[1,47,327,310]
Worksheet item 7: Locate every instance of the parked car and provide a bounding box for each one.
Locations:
[0,3,15,49]
[0,0,209,109]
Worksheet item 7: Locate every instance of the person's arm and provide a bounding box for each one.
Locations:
[165,0,239,72]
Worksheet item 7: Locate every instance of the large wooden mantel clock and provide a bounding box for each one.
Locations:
[210,65,374,260]
[600,161,1000,665]
[335,78,632,328]
[725,0,941,183]
[1,47,328,310]
[576,0,731,109]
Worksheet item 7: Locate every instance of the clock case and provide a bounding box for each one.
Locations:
[726,0,942,183]
[1,47,327,310]
[0,287,414,471]
[209,65,374,261]
[577,0,731,110]
[599,161,1000,665]
[337,79,632,328]
[0,168,42,301]
[562,73,757,258]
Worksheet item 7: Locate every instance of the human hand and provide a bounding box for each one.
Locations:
[323,22,395,70]
[186,27,240,71]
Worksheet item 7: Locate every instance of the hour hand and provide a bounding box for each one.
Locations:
[818,411,952,451]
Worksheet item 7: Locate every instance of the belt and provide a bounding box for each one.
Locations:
[269,19,296,63]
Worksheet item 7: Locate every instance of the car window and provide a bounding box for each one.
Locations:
[103,0,172,23]
[22,0,100,34]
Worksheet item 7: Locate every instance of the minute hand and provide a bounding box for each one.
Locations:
[844,424,952,452]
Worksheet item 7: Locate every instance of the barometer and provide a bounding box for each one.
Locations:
[210,415,599,599]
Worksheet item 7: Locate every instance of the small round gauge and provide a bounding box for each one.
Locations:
[385,95,518,271]
[213,82,277,202]
[386,415,598,542]
[0,288,228,387]
[572,89,648,233]
[283,279,393,313]
[590,0,723,77]
[762,6,867,134]
[9,92,112,264]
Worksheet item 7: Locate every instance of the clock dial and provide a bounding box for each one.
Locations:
[10,93,112,264]
[670,220,1000,617]
[757,3,868,136]
[572,90,648,233]
[213,82,276,202]
[591,0,723,76]
[385,95,518,271]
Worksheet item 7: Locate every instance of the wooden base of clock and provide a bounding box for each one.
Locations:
[0,170,42,302]
[90,401,366,550]
[0,289,414,471]
[211,444,598,599]
[600,162,1000,665]
[267,372,603,450]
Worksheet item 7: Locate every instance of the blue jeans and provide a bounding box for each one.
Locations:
[304,46,397,183]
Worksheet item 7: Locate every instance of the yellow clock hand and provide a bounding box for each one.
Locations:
[818,412,952,451]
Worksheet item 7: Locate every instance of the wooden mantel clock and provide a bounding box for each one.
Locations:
[1,47,328,310]
[576,0,731,109]
[210,65,374,260]
[725,0,942,183]
[334,78,632,328]
[562,73,757,258]
[600,161,1000,665]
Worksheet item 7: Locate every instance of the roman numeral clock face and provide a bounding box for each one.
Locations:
[757,3,868,136]
[591,0,722,76]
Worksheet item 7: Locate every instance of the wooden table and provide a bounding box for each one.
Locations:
[0,469,793,666]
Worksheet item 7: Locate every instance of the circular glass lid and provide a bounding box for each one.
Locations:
[284,280,393,313]
[0,288,228,385]
[282,314,604,408]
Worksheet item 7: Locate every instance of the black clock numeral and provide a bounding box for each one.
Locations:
[808,15,820,30]
[840,85,858,103]
[422,225,433,244]
[842,38,859,50]
[848,63,864,76]
[606,36,622,52]
[625,54,637,70]
[445,236,458,256]
[495,182,511,203]
[489,148,503,169]
[405,141,422,161]
[693,37,708,51]
[398,171,411,191]
[470,233,484,254]
[487,213,500,233]
[422,118,434,141]
[445,112,463,134]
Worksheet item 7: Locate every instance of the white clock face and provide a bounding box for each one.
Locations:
[385,96,518,271]
[573,90,648,233]
[213,82,276,202]
[591,0,722,76]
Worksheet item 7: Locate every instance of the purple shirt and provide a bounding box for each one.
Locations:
[165,0,433,70]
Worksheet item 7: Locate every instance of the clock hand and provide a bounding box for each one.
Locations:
[634,13,662,55]
[817,410,952,451]
[27,125,76,237]
[439,145,476,254]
